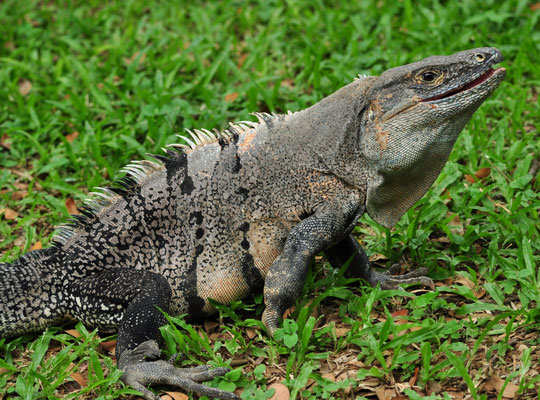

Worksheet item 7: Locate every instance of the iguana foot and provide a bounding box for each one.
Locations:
[119,341,240,400]
[368,264,434,290]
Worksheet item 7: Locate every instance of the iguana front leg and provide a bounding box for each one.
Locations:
[70,268,239,400]
[262,200,362,334]
[324,235,434,289]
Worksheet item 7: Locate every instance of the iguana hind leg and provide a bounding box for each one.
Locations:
[70,268,239,400]
[324,235,434,290]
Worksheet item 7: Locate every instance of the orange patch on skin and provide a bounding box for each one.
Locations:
[376,128,389,150]
[238,129,256,152]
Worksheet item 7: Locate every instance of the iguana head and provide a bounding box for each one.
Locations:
[362,47,505,228]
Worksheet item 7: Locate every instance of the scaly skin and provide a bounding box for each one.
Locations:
[0,48,505,399]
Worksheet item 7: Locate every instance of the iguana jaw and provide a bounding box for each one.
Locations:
[421,66,506,102]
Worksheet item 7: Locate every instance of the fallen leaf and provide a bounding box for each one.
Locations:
[321,372,336,382]
[530,2,540,11]
[30,241,42,251]
[65,131,79,143]
[11,190,28,200]
[65,329,81,338]
[475,167,491,180]
[492,375,519,398]
[0,208,18,220]
[268,383,289,400]
[455,275,475,289]
[70,372,87,387]
[391,309,408,318]
[99,340,116,354]
[369,252,389,262]
[65,198,79,214]
[334,327,350,338]
[447,213,464,236]
[225,92,238,102]
[3,42,15,50]
[426,380,443,394]
[375,387,393,400]
[245,327,257,339]
[464,174,477,184]
[1,133,11,149]
[164,392,189,400]
[124,51,146,65]
[18,79,32,96]
[204,320,218,332]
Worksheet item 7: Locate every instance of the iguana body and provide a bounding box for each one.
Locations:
[0,48,505,399]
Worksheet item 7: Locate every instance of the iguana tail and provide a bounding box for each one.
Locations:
[0,250,67,338]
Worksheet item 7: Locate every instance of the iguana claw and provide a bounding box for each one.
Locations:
[119,341,240,400]
[370,265,435,290]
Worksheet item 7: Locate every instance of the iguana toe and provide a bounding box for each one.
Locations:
[121,359,239,400]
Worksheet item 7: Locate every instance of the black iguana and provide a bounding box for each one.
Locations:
[0,48,505,399]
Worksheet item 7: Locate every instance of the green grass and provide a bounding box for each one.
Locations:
[1,0,539,399]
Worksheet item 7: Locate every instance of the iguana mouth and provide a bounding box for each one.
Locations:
[422,67,506,102]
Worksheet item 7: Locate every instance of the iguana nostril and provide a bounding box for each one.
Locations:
[475,53,485,62]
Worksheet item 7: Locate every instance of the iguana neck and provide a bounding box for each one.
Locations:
[272,77,377,190]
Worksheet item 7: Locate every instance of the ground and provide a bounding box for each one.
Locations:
[0,1,539,399]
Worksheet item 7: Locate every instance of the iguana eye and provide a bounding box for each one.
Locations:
[420,71,438,82]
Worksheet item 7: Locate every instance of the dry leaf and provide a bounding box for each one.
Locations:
[70,372,87,387]
[1,133,11,149]
[65,329,81,337]
[18,79,32,96]
[164,392,189,400]
[375,387,393,400]
[464,174,477,184]
[268,383,289,400]
[124,51,146,65]
[426,380,443,394]
[492,375,519,398]
[30,241,42,251]
[447,213,464,236]
[225,92,238,102]
[391,309,408,318]
[65,198,79,214]
[65,131,79,143]
[455,275,475,289]
[4,42,15,50]
[530,2,540,11]
[369,253,389,262]
[0,208,18,220]
[204,320,218,332]
[99,340,116,354]
[11,190,28,200]
[334,327,350,338]
[245,327,257,339]
[475,167,491,180]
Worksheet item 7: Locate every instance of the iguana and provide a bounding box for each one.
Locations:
[0,48,505,399]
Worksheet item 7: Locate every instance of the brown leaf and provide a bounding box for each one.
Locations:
[1,133,11,149]
[268,383,289,400]
[334,327,350,338]
[3,42,15,51]
[492,375,519,398]
[70,372,87,387]
[369,253,389,262]
[11,190,28,200]
[390,309,408,318]
[530,2,540,11]
[245,327,257,339]
[124,51,146,65]
[65,329,81,338]
[426,380,443,394]
[225,92,238,102]
[99,340,116,354]
[0,208,18,220]
[475,167,491,180]
[203,320,219,332]
[464,174,477,184]
[375,387,394,400]
[237,53,247,68]
[455,275,475,289]
[65,131,79,143]
[30,241,42,251]
[321,372,336,382]
[65,198,79,214]
[18,79,32,96]
[163,392,189,400]
[447,213,464,236]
